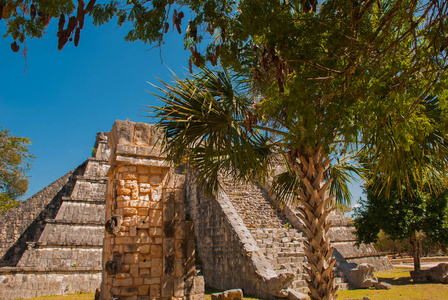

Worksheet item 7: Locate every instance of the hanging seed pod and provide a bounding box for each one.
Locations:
[193,50,201,67]
[58,14,66,32]
[214,45,220,62]
[74,27,80,46]
[172,9,177,29]
[208,54,216,66]
[85,0,96,13]
[77,0,85,29]
[58,31,70,50]
[188,58,193,73]
[0,3,4,21]
[176,21,181,34]
[11,41,19,52]
[30,4,36,21]
[67,16,77,32]
[164,22,169,33]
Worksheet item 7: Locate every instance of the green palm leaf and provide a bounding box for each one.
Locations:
[146,67,273,194]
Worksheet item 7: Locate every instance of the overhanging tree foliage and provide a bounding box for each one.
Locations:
[4,1,448,299]
[0,128,34,214]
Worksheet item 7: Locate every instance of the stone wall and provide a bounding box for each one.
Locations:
[0,166,82,266]
[0,270,101,299]
[186,174,295,300]
[100,120,204,300]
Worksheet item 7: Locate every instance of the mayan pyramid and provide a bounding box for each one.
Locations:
[0,122,392,299]
[0,132,110,299]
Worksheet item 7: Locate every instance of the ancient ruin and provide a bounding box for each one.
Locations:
[0,120,393,299]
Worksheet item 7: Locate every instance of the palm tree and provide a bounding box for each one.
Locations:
[148,68,363,299]
[149,67,448,300]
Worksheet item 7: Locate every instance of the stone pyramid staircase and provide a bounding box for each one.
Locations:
[0,133,110,299]
[219,178,309,293]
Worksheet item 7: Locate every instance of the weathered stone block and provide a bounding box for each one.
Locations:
[133,123,151,146]
[162,277,174,297]
[139,175,150,183]
[151,258,163,277]
[138,285,150,296]
[149,201,162,210]
[113,120,134,145]
[211,289,243,300]
[140,245,150,254]
[129,227,137,237]
[151,245,162,257]
[164,254,175,276]
[144,278,160,285]
[150,175,163,186]
[123,208,138,216]
[124,245,139,253]
[164,190,175,203]
[164,203,175,221]
[164,238,175,255]
[115,237,134,245]
[149,210,162,227]
[139,268,151,277]
[138,208,149,216]
[130,264,139,277]
[116,278,133,287]
[164,221,176,238]
[411,263,448,283]
[123,253,139,264]
[134,236,152,244]
[149,227,163,236]
[184,276,205,295]
[174,277,185,297]
[149,284,161,298]
[121,286,138,296]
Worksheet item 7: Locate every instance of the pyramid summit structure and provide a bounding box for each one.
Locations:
[0,121,392,299]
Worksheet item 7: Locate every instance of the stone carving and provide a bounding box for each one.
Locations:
[344,263,391,290]
[264,272,295,297]
[105,215,122,235]
[100,120,204,300]
[411,263,448,283]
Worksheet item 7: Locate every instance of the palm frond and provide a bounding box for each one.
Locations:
[146,67,274,195]
[329,152,366,206]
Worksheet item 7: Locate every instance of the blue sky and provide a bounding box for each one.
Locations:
[1,18,191,198]
[1,16,363,206]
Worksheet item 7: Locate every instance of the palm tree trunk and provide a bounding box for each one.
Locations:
[411,231,421,271]
[288,146,337,300]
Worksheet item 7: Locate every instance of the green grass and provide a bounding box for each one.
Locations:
[337,267,448,300]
